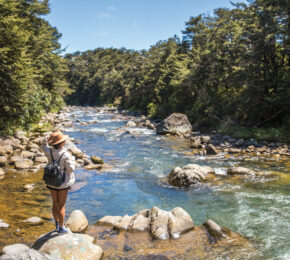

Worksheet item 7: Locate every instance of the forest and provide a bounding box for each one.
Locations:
[1,0,289,141]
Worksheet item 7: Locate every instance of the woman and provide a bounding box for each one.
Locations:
[42,131,75,234]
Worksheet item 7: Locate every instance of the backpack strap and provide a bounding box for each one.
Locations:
[50,149,55,163]
[57,152,65,165]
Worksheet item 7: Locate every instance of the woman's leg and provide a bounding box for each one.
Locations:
[57,189,68,228]
[49,189,59,222]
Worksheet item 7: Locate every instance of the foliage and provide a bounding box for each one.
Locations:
[0,0,70,134]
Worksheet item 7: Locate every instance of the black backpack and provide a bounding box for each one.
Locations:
[43,149,65,187]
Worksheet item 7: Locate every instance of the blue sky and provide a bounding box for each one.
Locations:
[46,0,244,53]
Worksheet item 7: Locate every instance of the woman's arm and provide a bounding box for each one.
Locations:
[41,136,50,155]
[65,153,75,174]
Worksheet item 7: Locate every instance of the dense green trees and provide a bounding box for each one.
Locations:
[0,0,69,133]
[66,0,289,132]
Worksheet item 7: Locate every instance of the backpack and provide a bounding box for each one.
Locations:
[43,149,65,187]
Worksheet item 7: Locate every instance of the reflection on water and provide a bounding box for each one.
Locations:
[0,108,289,259]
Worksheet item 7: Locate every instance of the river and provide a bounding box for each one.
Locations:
[0,107,289,259]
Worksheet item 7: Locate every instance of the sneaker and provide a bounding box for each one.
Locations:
[58,226,70,235]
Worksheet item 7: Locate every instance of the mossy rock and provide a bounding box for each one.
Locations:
[91,156,104,165]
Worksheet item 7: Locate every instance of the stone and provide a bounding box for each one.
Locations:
[0,248,53,260]
[69,145,83,159]
[126,120,137,127]
[0,168,4,177]
[27,143,39,150]
[22,216,42,225]
[168,207,194,239]
[156,113,192,136]
[0,220,9,229]
[235,139,244,147]
[4,139,21,148]
[206,144,218,155]
[24,184,35,191]
[98,215,122,226]
[227,167,253,175]
[149,207,170,240]
[34,156,48,163]
[91,156,104,164]
[15,159,33,169]
[20,151,34,159]
[1,244,29,255]
[0,156,7,166]
[128,214,150,231]
[84,164,102,170]
[0,145,13,156]
[203,219,226,240]
[33,232,102,260]
[83,158,92,166]
[228,148,241,154]
[114,215,133,230]
[66,210,89,233]
[201,136,211,144]
[10,155,22,165]
[144,119,151,126]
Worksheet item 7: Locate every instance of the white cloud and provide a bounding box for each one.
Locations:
[98,12,111,19]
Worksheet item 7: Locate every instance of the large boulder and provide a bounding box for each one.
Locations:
[167,164,215,187]
[127,213,150,231]
[1,244,29,255]
[15,159,33,169]
[156,113,192,136]
[149,207,170,240]
[33,232,103,260]
[0,145,13,156]
[65,210,89,233]
[0,248,53,260]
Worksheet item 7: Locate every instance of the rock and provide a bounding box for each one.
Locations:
[84,164,102,170]
[1,244,29,255]
[235,139,244,147]
[24,184,35,191]
[0,156,7,166]
[91,156,104,164]
[128,214,150,231]
[15,159,33,169]
[34,156,48,163]
[10,155,22,165]
[167,164,214,187]
[0,168,4,177]
[203,219,226,240]
[83,158,92,166]
[156,113,192,136]
[22,216,42,225]
[20,151,34,159]
[69,145,83,159]
[27,143,39,150]
[228,148,241,154]
[33,232,102,260]
[201,136,211,144]
[114,215,133,230]
[0,248,53,260]
[126,120,137,127]
[4,139,21,148]
[98,215,122,226]
[149,207,170,240]
[0,145,13,156]
[0,220,9,229]
[227,167,253,175]
[144,120,151,126]
[168,207,194,238]
[66,210,89,233]
[190,142,200,149]
[206,144,218,155]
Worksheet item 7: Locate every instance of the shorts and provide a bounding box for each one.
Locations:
[47,185,71,191]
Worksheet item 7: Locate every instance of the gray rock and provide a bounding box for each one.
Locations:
[98,215,122,226]
[0,248,53,260]
[201,136,211,144]
[128,214,150,231]
[235,139,244,147]
[156,113,192,136]
[34,156,48,163]
[149,207,170,240]
[22,217,42,225]
[20,151,34,159]
[15,159,33,169]
[4,139,21,148]
[1,244,29,255]
[114,215,133,230]
[66,210,89,233]
[33,232,103,260]
[10,155,22,165]
[228,148,241,154]
[126,120,137,127]
[168,207,194,239]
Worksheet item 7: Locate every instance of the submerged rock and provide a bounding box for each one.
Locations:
[22,216,43,225]
[126,120,137,127]
[66,210,89,233]
[91,156,104,164]
[0,220,9,229]
[227,167,254,175]
[33,232,103,260]
[206,144,218,155]
[156,113,192,136]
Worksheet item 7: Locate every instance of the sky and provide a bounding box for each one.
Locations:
[46,0,244,53]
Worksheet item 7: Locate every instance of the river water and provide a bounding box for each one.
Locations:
[1,107,289,259]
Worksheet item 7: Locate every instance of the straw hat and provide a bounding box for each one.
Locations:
[48,131,68,146]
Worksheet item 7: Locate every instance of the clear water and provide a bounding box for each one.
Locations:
[64,108,290,260]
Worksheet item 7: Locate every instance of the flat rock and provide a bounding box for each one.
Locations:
[84,164,102,170]
[227,167,253,175]
[0,248,53,260]
[15,159,33,169]
[91,156,104,164]
[0,220,9,229]
[66,210,89,233]
[1,244,29,255]
[22,216,42,225]
[98,215,122,226]
[24,184,35,191]
[33,232,103,260]
[34,156,48,163]
[20,151,34,159]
